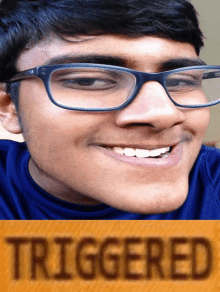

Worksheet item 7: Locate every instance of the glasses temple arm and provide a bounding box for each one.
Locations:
[203,71,220,80]
[6,68,37,83]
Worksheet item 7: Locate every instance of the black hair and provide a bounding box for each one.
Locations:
[0,0,204,109]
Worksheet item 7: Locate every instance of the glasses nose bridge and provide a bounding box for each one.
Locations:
[140,71,164,87]
[132,71,167,102]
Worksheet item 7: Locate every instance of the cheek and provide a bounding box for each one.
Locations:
[185,107,210,138]
[184,107,210,170]
[18,82,64,145]
[18,82,107,153]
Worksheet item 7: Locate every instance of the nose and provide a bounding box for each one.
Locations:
[115,81,186,131]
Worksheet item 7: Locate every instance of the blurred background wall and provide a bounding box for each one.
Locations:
[0,0,220,144]
[191,0,220,147]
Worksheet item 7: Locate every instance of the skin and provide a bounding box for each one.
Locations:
[0,35,210,214]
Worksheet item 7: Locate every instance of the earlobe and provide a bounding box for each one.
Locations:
[0,83,22,134]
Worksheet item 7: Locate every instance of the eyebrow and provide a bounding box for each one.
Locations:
[160,58,206,71]
[43,54,206,70]
[43,54,127,67]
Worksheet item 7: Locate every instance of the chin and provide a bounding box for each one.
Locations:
[104,181,189,215]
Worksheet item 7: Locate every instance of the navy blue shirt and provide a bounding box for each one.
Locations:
[0,140,220,219]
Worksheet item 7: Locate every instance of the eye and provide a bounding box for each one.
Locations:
[166,73,202,92]
[166,78,197,87]
[62,77,117,90]
[72,78,97,86]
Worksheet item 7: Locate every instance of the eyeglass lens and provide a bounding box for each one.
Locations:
[49,67,220,109]
[166,68,220,106]
[49,68,136,109]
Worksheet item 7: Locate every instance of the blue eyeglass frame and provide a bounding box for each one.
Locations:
[7,63,220,111]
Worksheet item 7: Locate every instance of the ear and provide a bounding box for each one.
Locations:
[0,83,22,134]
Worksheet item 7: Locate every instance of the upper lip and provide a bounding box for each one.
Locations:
[91,132,192,150]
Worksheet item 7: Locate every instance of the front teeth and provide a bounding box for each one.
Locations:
[124,148,136,157]
[113,147,124,155]
[112,147,170,158]
[135,149,150,157]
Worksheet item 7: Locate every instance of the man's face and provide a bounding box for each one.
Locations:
[15,35,210,213]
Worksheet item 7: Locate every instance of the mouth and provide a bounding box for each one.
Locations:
[95,143,183,167]
[110,146,172,159]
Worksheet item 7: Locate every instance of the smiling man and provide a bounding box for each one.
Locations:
[0,0,220,219]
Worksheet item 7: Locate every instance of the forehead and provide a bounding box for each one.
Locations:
[17,35,198,71]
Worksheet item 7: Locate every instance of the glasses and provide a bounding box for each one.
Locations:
[7,63,220,111]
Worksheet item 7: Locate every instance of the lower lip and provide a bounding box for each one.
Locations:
[95,143,183,167]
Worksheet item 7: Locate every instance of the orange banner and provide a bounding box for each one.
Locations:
[0,221,219,292]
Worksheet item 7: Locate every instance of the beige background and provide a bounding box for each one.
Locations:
[191,0,220,146]
[0,0,219,144]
